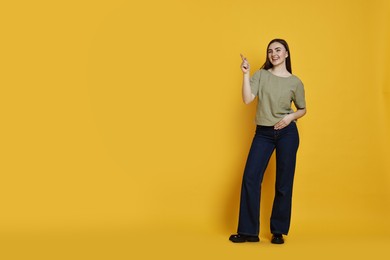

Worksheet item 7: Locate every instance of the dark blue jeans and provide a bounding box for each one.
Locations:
[237,122,299,236]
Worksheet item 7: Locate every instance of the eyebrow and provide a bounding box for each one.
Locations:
[268,47,282,51]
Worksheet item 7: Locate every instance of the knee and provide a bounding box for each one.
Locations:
[275,187,292,197]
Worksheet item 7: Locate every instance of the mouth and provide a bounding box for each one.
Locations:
[271,57,280,62]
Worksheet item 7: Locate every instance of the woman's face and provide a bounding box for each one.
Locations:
[267,42,288,67]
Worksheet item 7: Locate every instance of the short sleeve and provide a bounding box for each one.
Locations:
[250,70,261,96]
[293,80,306,109]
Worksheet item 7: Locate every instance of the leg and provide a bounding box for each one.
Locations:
[270,123,299,235]
[237,128,275,236]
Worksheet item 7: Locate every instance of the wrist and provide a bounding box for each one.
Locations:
[288,113,296,120]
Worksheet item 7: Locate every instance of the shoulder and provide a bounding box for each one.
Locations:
[250,69,264,82]
[253,69,264,76]
[289,75,304,87]
[259,69,268,76]
[255,69,269,80]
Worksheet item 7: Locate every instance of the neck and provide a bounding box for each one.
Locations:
[270,62,288,74]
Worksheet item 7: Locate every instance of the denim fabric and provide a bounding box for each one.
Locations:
[237,122,299,236]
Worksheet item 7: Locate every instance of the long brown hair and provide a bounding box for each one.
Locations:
[260,39,292,73]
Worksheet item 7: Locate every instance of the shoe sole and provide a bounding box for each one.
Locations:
[230,238,260,243]
[271,239,284,244]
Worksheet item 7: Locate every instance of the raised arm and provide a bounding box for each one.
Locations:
[240,54,256,104]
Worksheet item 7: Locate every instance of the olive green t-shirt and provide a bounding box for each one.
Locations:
[250,69,306,126]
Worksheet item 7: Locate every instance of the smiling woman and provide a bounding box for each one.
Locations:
[1,0,390,259]
[230,39,306,244]
[265,39,292,77]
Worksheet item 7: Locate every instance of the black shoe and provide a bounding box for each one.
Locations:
[271,234,284,244]
[229,234,260,243]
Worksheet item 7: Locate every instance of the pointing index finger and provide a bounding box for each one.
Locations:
[240,53,247,62]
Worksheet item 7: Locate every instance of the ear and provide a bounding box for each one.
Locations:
[285,51,289,58]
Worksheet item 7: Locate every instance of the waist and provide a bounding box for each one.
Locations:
[256,122,297,130]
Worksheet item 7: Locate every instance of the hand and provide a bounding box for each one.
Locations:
[274,114,294,130]
[240,54,250,74]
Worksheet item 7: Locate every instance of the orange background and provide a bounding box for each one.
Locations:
[1,0,389,259]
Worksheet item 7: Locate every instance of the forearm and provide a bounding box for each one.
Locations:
[242,73,255,104]
[291,108,307,121]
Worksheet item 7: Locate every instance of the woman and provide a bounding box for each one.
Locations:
[229,39,306,244]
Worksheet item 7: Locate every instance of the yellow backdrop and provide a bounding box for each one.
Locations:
[1,0,389,259]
